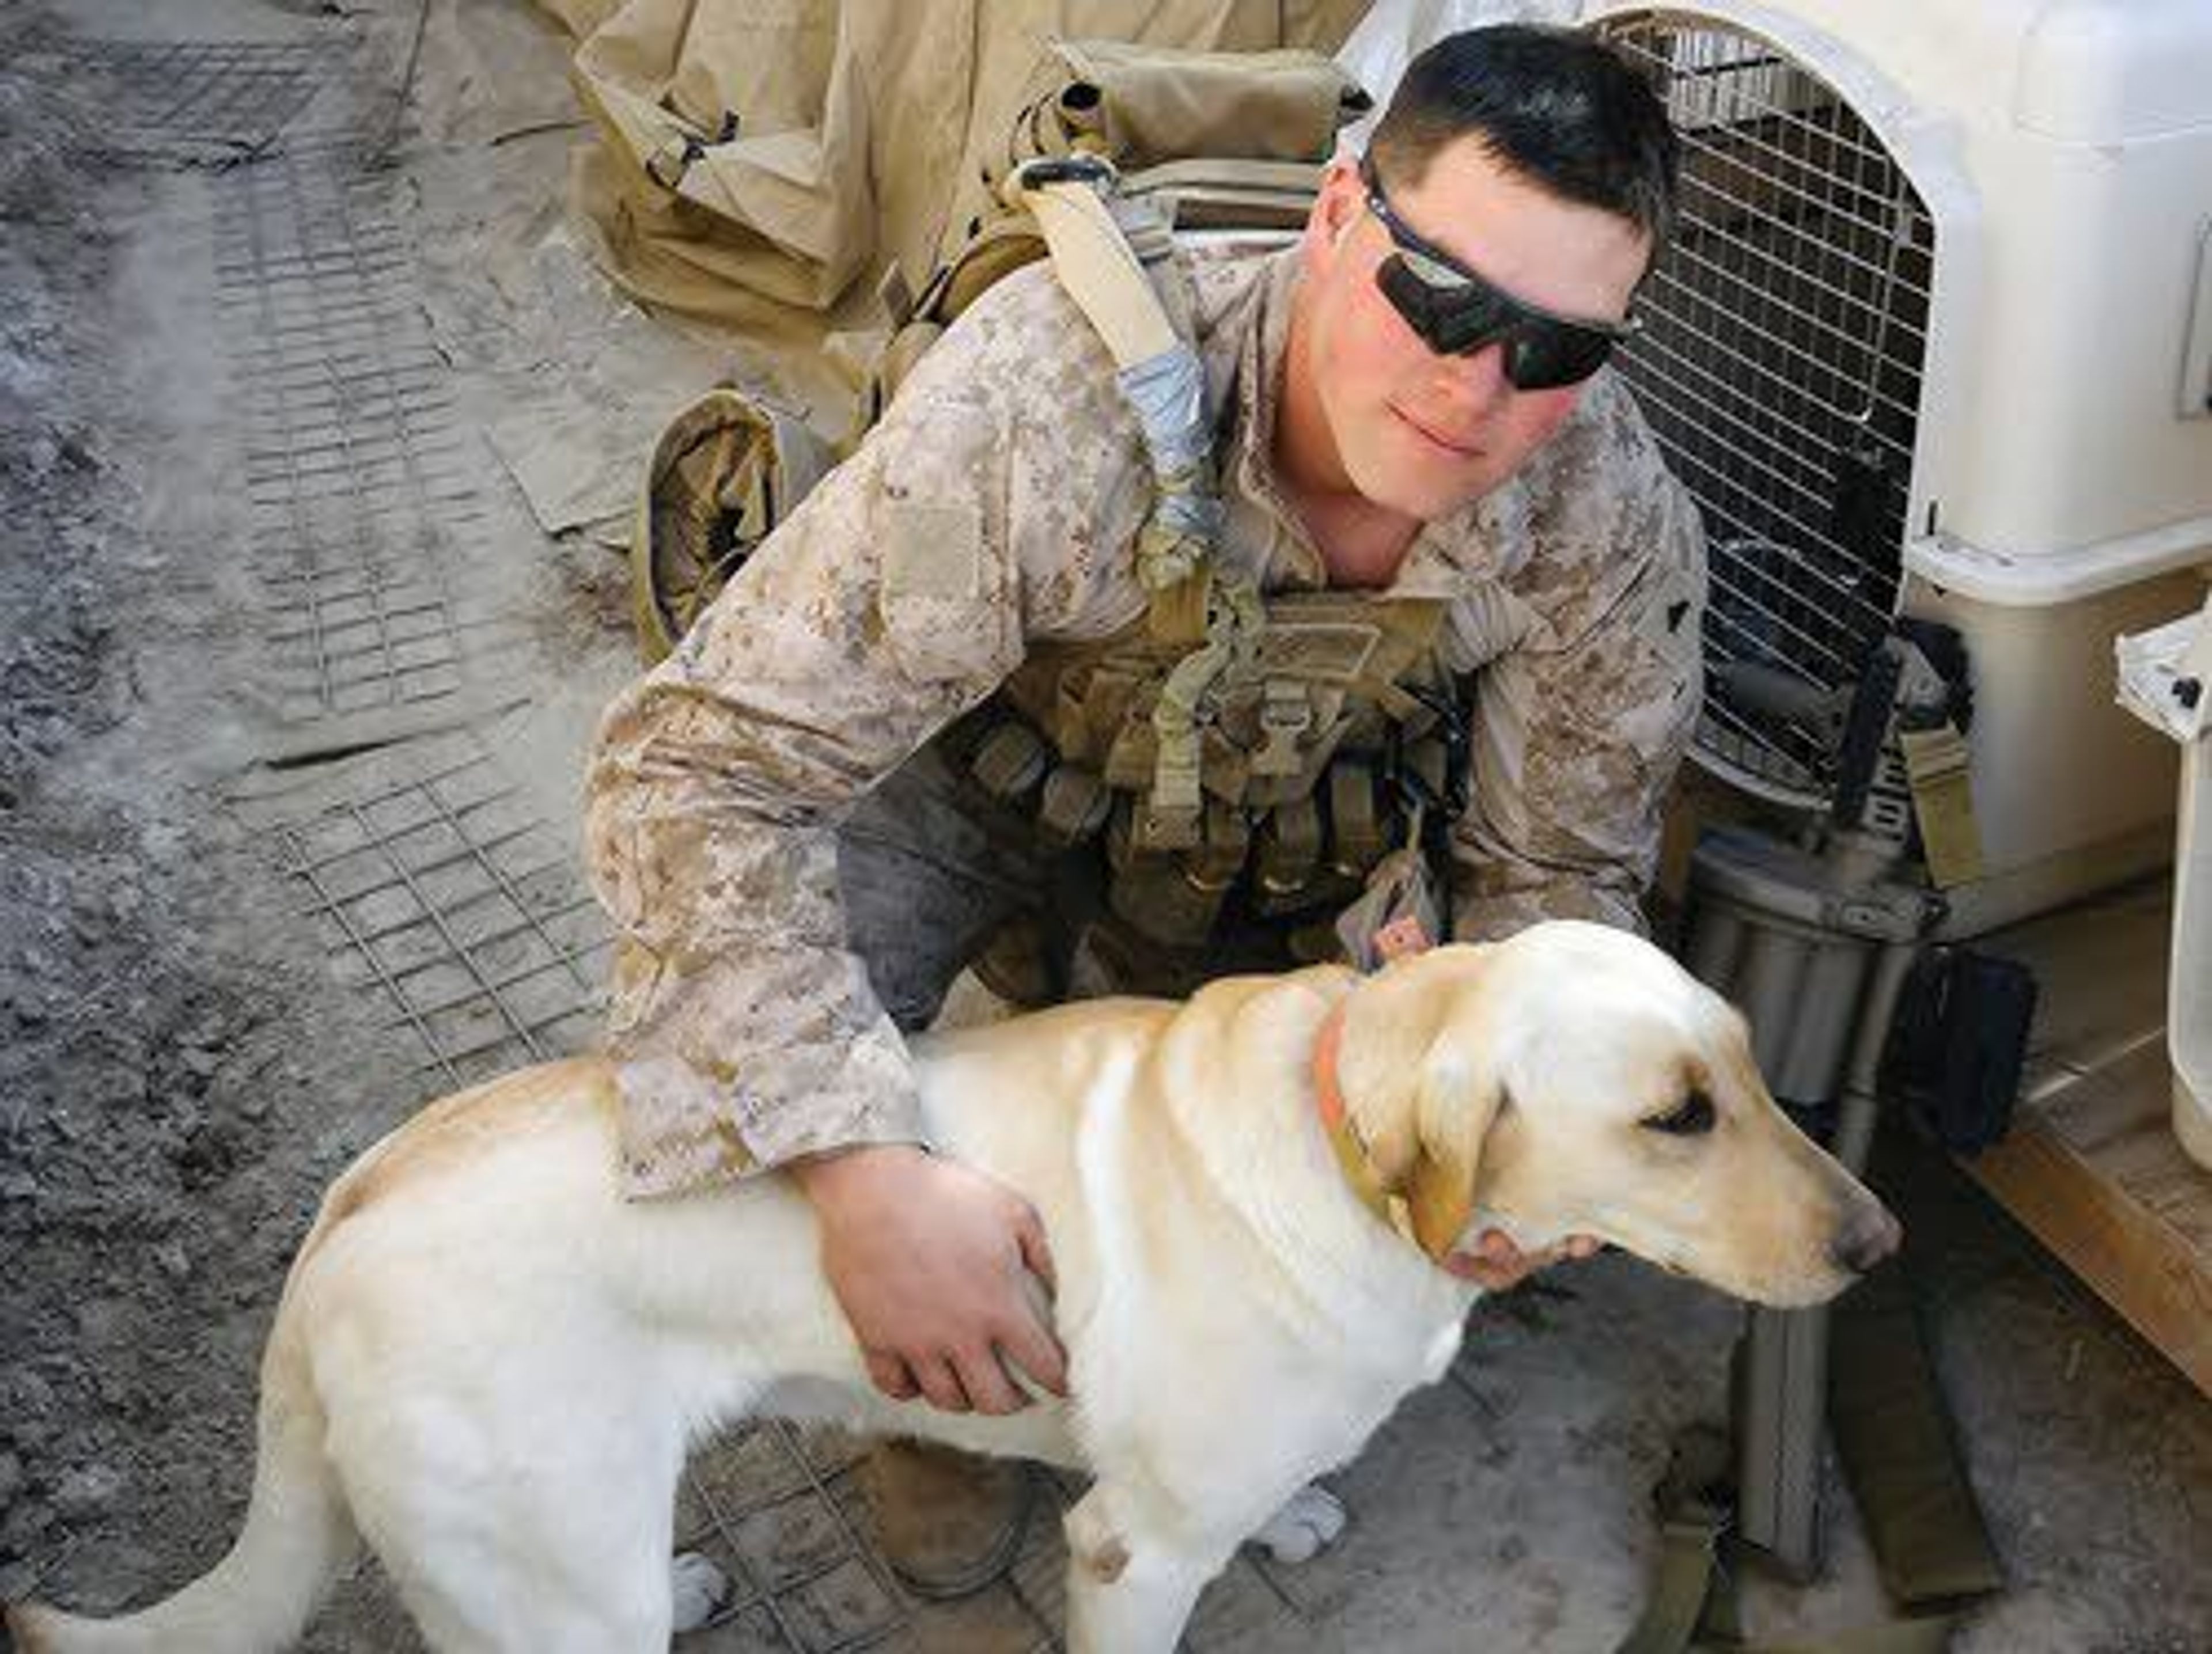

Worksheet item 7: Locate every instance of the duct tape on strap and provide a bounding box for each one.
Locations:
[1116,346,1209,477]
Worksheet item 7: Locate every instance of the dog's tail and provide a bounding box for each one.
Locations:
[5,1302,356,1654]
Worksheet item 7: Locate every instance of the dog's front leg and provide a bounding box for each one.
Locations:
[1060,1485,1231,1654]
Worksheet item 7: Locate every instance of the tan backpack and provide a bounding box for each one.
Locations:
[630,38,1366,664]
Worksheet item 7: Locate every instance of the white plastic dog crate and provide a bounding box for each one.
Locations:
[1568,0,2212,931]
[1343,0,2212,1568]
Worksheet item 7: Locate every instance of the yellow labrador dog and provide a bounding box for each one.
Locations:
[9,921,1897,1653]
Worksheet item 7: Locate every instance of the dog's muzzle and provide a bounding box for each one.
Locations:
[1827,1204,1904,1274]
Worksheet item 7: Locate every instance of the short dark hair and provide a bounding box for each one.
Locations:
[1367,24,1679,252]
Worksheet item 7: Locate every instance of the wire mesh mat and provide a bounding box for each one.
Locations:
[12,31,331,167]
[213,151,517,724]
[262,743,607,1089]
[677,1425,913,1653]
[673,1428,1314,1653]
[1600,14,1936,808]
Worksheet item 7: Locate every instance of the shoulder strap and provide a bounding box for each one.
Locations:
[1003,158,1180,366]
[1001,154,1224,644]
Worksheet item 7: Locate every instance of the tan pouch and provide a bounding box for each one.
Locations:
[630,387,833,663]
[1046,39,1368,170]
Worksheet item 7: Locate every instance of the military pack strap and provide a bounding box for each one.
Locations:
[1000,151,1259,828]
[1001,158,1180,366]
[1828,1261,2004,1608]
[1145,575,1265,847]
[1118,156,1330,226]
[1615,1423,1961,1654]
[1618,1291,1998,1654]
[999,155,1224,633]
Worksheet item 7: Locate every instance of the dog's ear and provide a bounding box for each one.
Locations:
[1403,1053,1505,1260]
[1339,947,1507,1260]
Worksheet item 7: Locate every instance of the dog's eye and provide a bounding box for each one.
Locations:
[1641,1090,1716,1136]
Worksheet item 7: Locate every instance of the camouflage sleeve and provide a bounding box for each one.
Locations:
[582,378,1028,1199]
[1449,390,1707,943]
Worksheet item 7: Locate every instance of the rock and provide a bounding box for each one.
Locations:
[1,1496,52,1550]
[51,1462,123,1522]
[154,1239,189,1279]
[71,1296,130,1346]
[90,1068,146,1108]
[7,1416,50,1450]
[2,1372,56,1451]
[0,1448,22,1504]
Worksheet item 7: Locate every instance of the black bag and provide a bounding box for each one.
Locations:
[1883,947,2039,1155]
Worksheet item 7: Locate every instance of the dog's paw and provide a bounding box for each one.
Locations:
[669,1550,734,1634]
[1251,1482,1347,1565]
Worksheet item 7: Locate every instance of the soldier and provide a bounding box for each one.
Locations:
[585,24,1703,1599]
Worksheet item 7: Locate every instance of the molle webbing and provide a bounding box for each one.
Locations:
[967,594,1457,953]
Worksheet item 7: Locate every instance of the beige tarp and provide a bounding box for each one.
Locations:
[532,0,623,38]
[544,0,1369,382]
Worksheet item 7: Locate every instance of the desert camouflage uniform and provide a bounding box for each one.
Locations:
[584,245,1706,1198]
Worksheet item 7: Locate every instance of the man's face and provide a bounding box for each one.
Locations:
[1293,135,1652,521]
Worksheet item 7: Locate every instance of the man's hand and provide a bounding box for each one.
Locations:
[1445,1229,1602,1291]
[791,1144,1069,1416]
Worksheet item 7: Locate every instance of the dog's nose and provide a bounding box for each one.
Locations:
[1827,1204,1903,1274]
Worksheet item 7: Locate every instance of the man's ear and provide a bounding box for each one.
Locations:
[1301,156,1366,270]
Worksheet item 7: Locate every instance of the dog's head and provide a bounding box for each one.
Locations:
[1332,921,1899,1307]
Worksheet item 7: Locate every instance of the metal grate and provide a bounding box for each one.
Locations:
[671,1426,1313,1651]
[17,33,325,167]
[1601,14,1936,808]
[678,1425,912,1652]
[214,153,510,723]
[268,749,609,1088]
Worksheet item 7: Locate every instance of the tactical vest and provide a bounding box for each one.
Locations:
[955,590,1467,962]
[923,51,1463,974]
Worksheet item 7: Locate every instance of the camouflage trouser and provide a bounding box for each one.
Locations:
[835,746,1054,1031]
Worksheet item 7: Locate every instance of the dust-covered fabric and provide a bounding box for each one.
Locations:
[584,244,1705,1197]
[556,0,1370,333]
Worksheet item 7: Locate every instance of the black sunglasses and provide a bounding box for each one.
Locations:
[1358,155,1638,391]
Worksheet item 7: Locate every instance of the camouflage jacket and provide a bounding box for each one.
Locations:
[584,246,1706,1198]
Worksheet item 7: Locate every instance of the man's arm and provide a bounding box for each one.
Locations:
[584,385,1027,1197]
[584,380,1075,1414]
[582,264,1142,1410]
[1449,388,1707,943]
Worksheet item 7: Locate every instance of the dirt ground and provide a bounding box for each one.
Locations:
[1,2,2207,1651]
